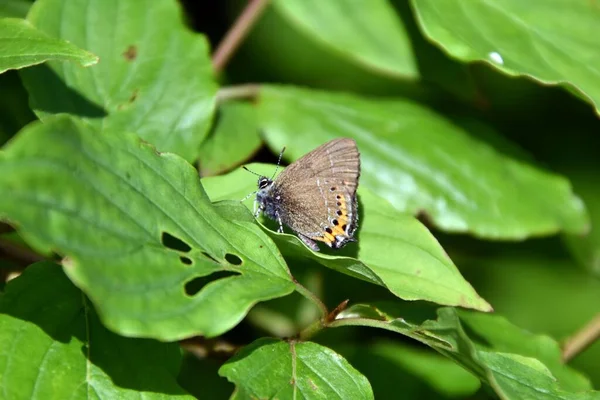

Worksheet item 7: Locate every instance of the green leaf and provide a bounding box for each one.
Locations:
[202,164,492,312]
[335,306,600,399]
[0,0,31,18]
[0,116,294,340]
[458,310,592,391]
[271,0,418,79]
[219,338,374,399]
[411,0,600,115]
[479,352,599,400]
[255,85,588,239]
[199,102,262,176]
[0,262,194,400]
[456,254,600,386]
[0,17,97,73]
[20,0,218,161]
[563,169,600,277]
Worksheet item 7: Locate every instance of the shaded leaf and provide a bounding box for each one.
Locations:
[0,17,97,73]
[272,0,418,79]
[411,0,600,115]
[21,0,218,161]
[199,102,262,176]
[0,116,294,340]
[256,85,588,239]
[0,0,31,18]
[335,305,599,399]
[563,168,600,277]
[0,262,193,400]
[219,338,374,399]
[203,164,492,312]
[458,310,592,391]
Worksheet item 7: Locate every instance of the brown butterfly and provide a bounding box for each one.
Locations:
[246,138,360,251]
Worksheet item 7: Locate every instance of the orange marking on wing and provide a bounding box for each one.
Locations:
[332,225,345,236]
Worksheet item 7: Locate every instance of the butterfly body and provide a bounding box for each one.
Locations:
[253,138,360,251]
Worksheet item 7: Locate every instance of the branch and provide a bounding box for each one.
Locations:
[562,313,600,362]
[212,0,271,73]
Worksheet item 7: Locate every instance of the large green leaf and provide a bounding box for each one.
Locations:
[219,338,374,399]
[457,310,592,392]
[203,164,492,312]
[411,0,600,114]
[0,262,194,400]
[335,306,599,399]
[254,85,588,239]
[0,18,97,73]
[20,0,218,161]
[456,254,600,386]
[198,102,262,176]
[0,116,294,340]
[271,0,418,79]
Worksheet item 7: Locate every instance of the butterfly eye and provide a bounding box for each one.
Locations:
[258,177,271,189]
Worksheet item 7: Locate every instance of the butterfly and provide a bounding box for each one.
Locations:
[245,138,360,251]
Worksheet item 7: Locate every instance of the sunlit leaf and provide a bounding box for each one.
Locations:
[255,85,588,239]
[0,116,294,340]
[203,164,492,312]
[0,18,97,73]
[219,338,374,399]
[20,0,218,161]
[0,262,194,400]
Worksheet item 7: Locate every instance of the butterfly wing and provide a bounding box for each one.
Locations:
[274,138,360,248]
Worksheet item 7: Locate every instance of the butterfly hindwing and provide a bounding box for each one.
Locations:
[274,138,360,249]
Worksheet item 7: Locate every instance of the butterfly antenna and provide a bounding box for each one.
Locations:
[242,166,262,177]
[271,146,286,180]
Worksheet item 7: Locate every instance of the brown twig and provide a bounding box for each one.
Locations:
[216,84,261,104]
[562,313,600,362]
[0,239,45,267]
[212,0,271,73]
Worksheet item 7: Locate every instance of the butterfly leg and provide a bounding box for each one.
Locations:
[275,211,284,233]
[253,199,259,218]
[298,234,320,252]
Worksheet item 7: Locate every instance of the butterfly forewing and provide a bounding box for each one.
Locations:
[274,138,360,248]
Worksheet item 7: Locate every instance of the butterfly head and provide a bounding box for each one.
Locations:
[257,176,273,190]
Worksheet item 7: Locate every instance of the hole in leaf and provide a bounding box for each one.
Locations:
[225,253,242,265]
[184,271,240,296]
[161,232,191,253]
[201,251,220,264]
[180,256,192,265]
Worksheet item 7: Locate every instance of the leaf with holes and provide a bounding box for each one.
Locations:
[255,85,588,239]
[20,0,218,161]
[271,0,418,79]
[411,0,600,115]
[0,116,295,340]
[0,18,97,73]
[0,262,194,399]
[219,338,374,399]
[203,164,492,312]
[335,305,599,399]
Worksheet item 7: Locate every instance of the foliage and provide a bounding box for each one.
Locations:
[1,0,599,399]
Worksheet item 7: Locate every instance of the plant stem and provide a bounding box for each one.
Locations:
[294,279,328,318]
[216,84,261,103]
[562,313,600,362]
[212,0,271,73]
